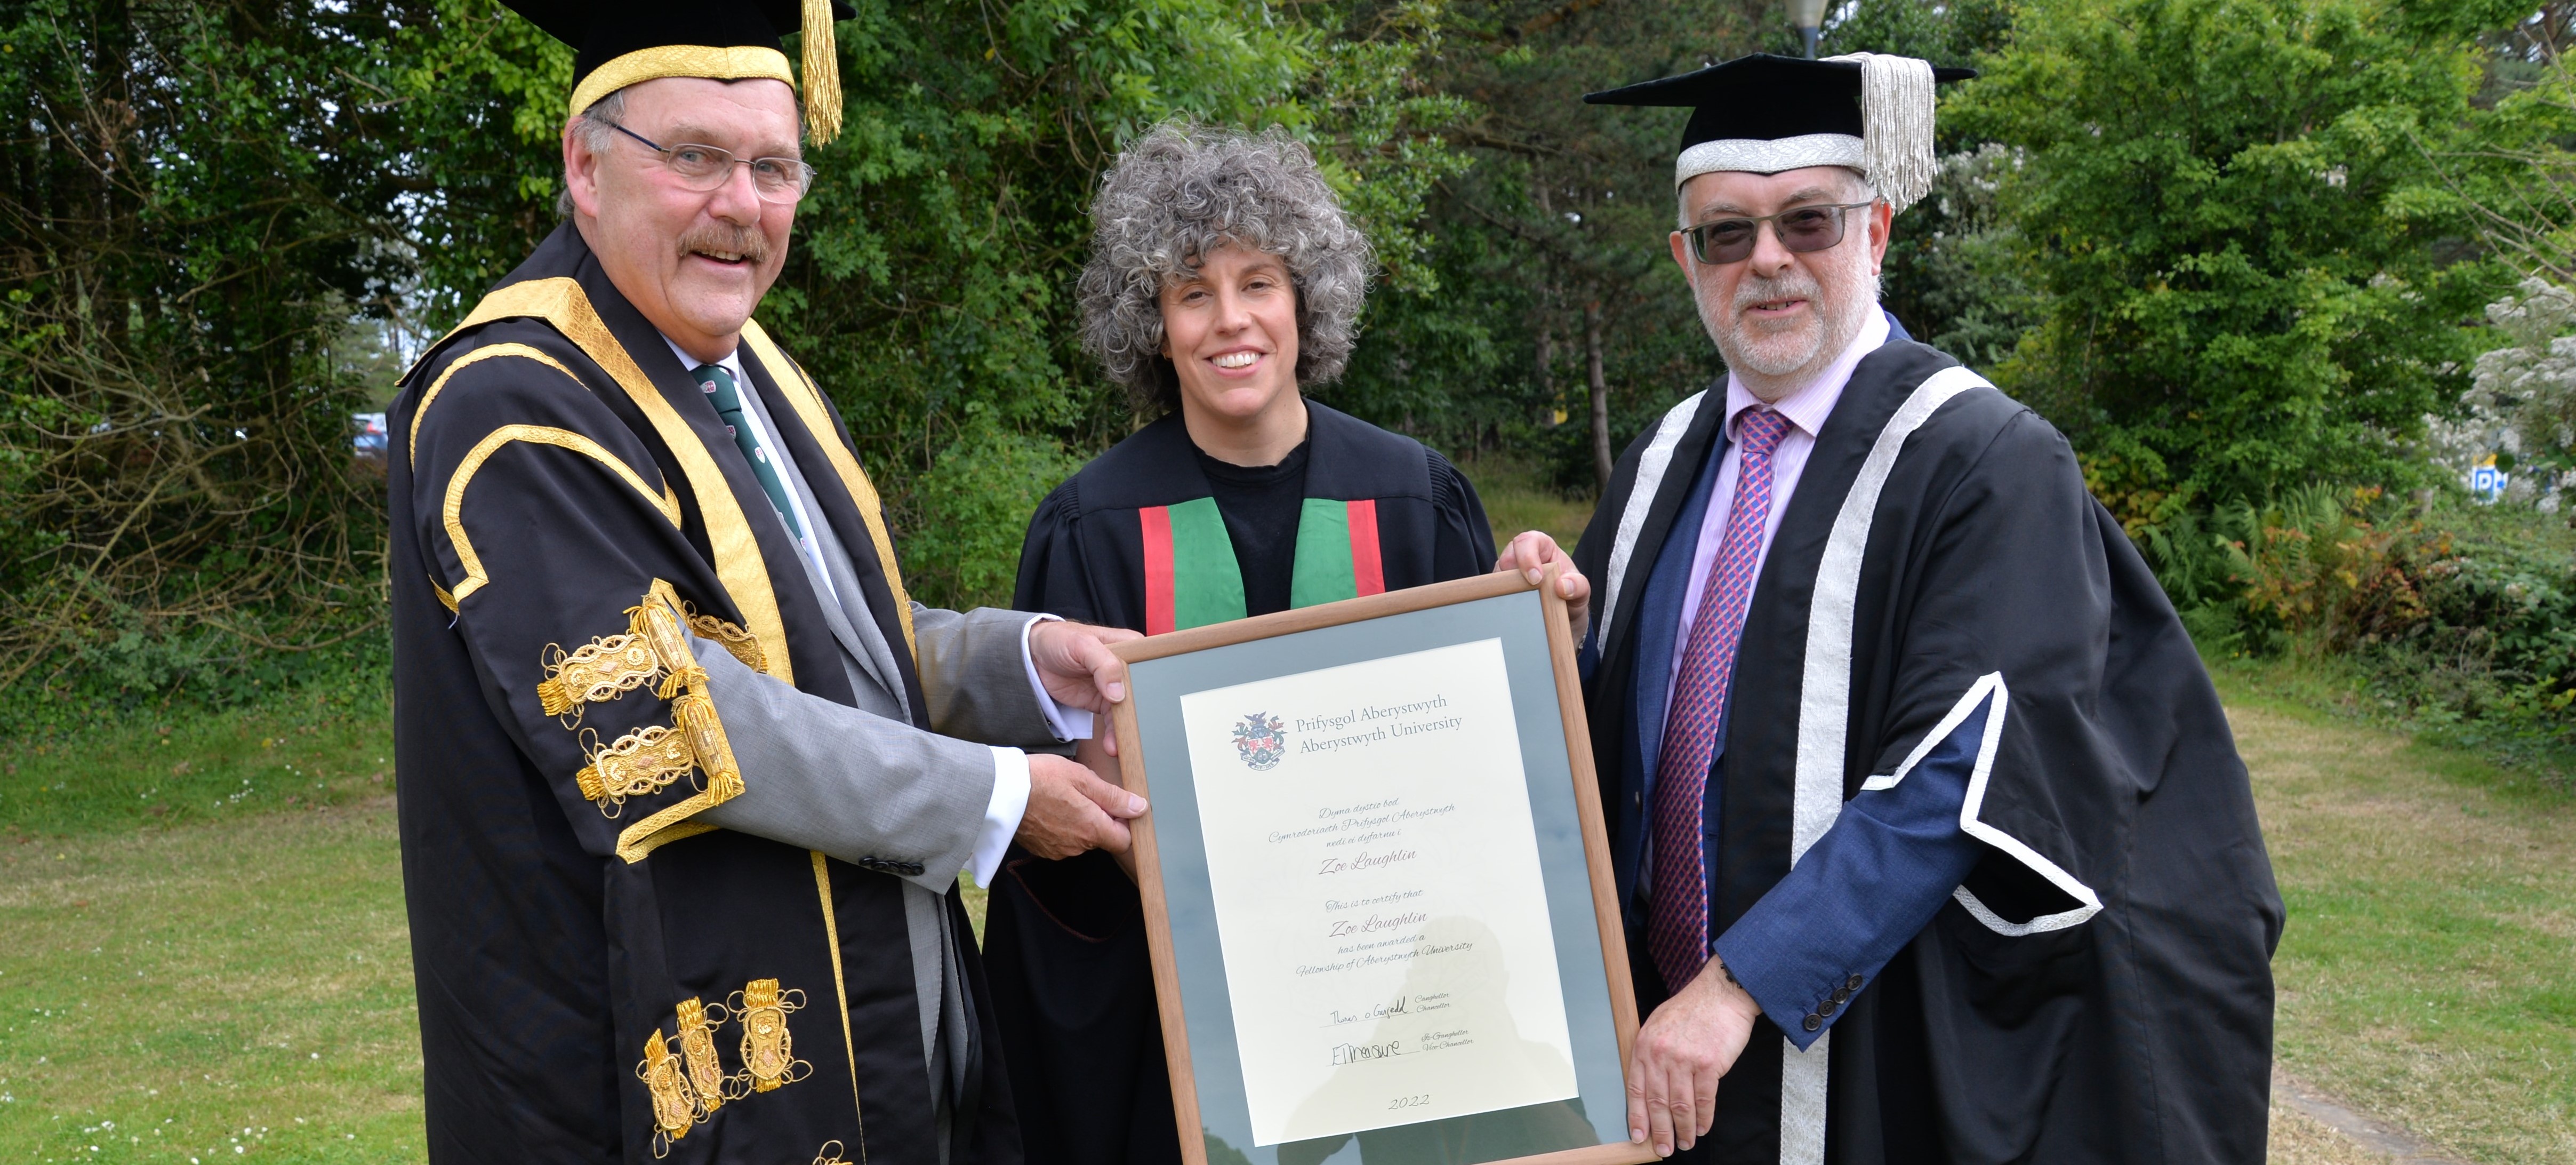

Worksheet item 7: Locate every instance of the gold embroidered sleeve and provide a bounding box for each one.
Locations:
[537,580,751,862]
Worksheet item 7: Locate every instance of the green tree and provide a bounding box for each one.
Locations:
[0,0,423,714]
[1953,0,2511,523]
[395,1,1474,608]
[1337,1,1771,492]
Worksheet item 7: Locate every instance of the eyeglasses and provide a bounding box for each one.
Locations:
[606,122,815,204]
[1681,202,1875,265]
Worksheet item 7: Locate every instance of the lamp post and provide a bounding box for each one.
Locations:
[1789,0,1826,58]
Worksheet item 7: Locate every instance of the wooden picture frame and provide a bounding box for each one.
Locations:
[1108,566,1658,1165]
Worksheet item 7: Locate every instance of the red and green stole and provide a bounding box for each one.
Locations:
[1137,497,1385,634]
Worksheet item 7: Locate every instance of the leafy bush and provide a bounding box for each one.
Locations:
[1954,0,2511,519]
[0,0,409,717]
[2152,486,2576,775]
[901,421,1082,611]
[2146,485,2424,654]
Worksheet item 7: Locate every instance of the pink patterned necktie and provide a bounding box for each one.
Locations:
[1649,408,1794,995]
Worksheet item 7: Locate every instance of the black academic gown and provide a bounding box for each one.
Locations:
[389,222,1017,1164]
[1571,340,2283,1164]
[989,405,1497,1165]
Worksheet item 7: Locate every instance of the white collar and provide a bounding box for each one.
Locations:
[662,333,743,382]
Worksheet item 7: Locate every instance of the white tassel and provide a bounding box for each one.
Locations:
[1824,52,1936,213]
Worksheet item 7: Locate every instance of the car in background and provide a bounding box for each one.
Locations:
[353,412,388,465]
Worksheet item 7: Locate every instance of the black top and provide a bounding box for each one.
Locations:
[1194,439,1311,617]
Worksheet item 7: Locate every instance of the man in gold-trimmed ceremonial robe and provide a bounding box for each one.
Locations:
[388,4,1147,1162]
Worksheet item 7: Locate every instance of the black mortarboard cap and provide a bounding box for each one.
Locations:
[503,0,856,143]
[1586,53,1975,211]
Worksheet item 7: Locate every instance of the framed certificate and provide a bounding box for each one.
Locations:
[1110,568,1657,1165]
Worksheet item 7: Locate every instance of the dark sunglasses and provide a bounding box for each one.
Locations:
[1682,202,1875,265]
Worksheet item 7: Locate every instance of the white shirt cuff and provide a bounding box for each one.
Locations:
[1017,613,1096,741]
[972,747,1033,888]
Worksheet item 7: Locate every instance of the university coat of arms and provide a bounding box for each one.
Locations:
[1233,712,1286,771]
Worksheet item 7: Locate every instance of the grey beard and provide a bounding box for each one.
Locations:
[1702,261,1882,385]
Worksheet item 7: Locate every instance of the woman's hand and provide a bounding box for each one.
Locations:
[1496,531,1590,640]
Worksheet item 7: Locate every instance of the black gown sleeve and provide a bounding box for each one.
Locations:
[1426,449,1498,580]
[405,333,745,861]
[1011,479,1105,625]
[1867,410,2113,921]
[1858,406,2280,1158]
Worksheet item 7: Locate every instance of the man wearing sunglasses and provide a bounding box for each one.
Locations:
[1496,52,2282,1164]
[385,3,1142,1161]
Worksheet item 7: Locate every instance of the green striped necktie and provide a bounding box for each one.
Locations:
[691,363,806,540]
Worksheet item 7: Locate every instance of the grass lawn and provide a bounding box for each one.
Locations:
[2218,667,2576,1164]
[0,688,392,841]
[0,799,420,1163]
[1459,453,1592,551]
[4,616,2570,1161]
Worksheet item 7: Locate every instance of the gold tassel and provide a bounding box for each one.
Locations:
[801,0,842,145]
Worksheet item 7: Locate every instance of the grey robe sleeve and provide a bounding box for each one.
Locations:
[910,602,1066,748]
[691,636,998,891]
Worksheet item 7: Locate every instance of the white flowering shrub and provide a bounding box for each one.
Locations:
[2452,278,2576,506]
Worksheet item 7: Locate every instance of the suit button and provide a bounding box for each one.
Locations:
[1847,974,1865,991]
[1830,986,1850,1004]
[1818,999,1838,1017]
[1802,1014,1822,1032]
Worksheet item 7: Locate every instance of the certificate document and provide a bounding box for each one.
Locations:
[1179,637,1577,1146]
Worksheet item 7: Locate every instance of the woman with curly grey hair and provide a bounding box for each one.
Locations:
[985,122,1501,1165]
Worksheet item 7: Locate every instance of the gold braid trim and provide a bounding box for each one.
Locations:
[571,46,794,121]
[605,580,752,863]
[425,278,792,685]
[637,1031,700,1156]
[672,690,743,801]
[688,612,767,673]
[812,851,869,1154]
[731,978,812,1094]
[630,581,704,699]
[543,579,759,725]
[814,1141,853,1165]
[410,342,587,466]
[441,425,681,607]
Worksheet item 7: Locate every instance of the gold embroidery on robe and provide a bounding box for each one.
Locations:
[629,581,704,699]
[536,578,767,729]
[574,725,699,813]
[556,581,754,826]
[675,996,738,1116]
[637,1031,699,1156]
[812,1141,852,1165]
[419,278,792,685]
[538,633,664,719]
[730,978,811,1093]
